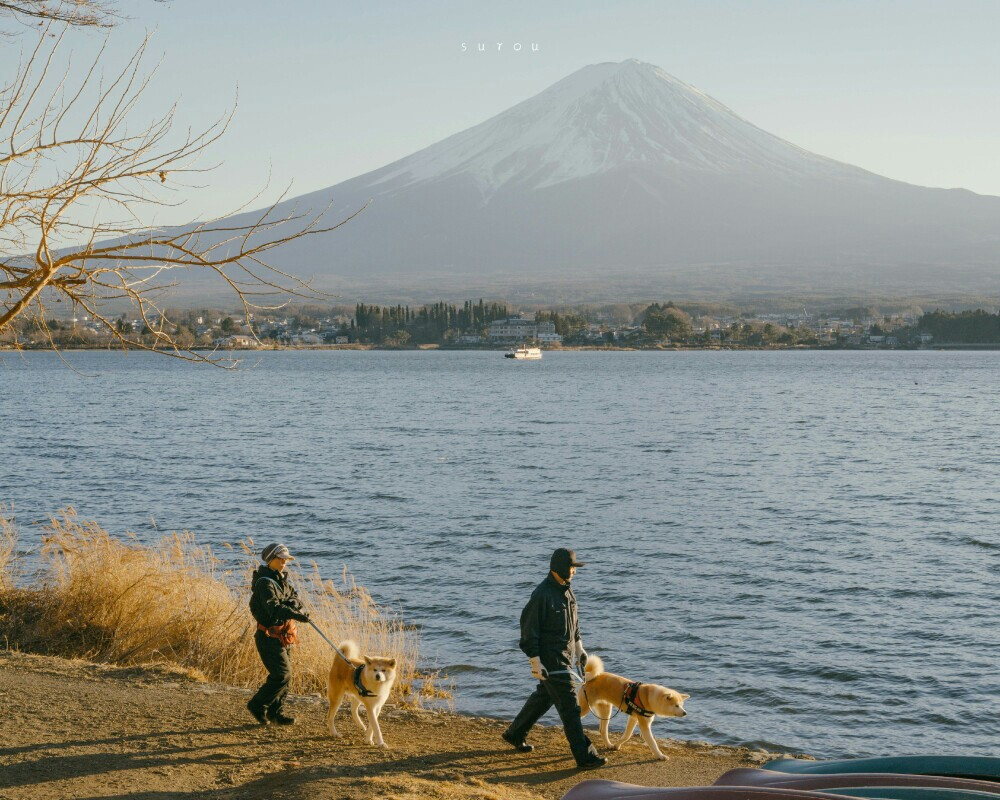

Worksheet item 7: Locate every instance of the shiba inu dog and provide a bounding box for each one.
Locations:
[325,640,397,747]
[578,655,689,760]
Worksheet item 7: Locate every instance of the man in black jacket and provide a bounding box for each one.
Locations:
[502,547,606,770]
[247,543,310,725]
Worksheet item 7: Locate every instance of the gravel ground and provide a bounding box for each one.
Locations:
[0,652,797,800]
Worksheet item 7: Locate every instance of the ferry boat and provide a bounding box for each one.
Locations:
[505,345,542,360]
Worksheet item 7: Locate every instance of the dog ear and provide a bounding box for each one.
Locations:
[364,656,373,665]
[387,658,397,668]
[681,693,690,700]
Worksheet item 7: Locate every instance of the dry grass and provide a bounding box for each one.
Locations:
[0,508,428,699]
[0,506,16,591]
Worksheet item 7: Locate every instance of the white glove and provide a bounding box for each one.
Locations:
[529,656,548,680]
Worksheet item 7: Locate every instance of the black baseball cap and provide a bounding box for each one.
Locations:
[550,547,585,577]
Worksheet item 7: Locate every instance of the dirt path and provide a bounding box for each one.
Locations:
[0,652,798,800]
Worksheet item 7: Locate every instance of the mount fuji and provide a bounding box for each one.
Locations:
[224,59,1000,297]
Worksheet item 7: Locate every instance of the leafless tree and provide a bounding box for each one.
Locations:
[0,15,360,363]
[0,1,120,31]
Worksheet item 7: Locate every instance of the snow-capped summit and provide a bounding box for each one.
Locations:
[370,59,859,199]
[217,59,1000,296]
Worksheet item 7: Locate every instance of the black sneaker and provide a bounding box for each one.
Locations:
[266,708,296,725]
[577,753,608,770]
[246,701,269,725]
[501,729,534,752]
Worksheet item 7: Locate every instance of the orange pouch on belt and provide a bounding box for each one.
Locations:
[257,620,298,647]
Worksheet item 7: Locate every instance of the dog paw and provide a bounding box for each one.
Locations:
[655,753,669,761]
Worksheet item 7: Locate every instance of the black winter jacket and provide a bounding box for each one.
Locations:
[518,574,582,671]
[249,566,307,628]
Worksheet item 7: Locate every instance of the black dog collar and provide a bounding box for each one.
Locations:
[354,663,377,698]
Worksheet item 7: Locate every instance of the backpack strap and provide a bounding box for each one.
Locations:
[254,576,282,593]
[252,576,289,628]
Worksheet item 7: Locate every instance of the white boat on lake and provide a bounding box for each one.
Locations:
[505,346,542,360]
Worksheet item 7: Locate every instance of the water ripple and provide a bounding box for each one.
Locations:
[3,348,999,758]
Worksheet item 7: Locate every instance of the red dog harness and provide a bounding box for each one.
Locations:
[620,681,654,718]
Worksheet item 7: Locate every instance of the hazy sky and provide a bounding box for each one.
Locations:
[4,0,998,222]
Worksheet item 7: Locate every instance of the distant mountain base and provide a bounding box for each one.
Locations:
[156,261,1000,308]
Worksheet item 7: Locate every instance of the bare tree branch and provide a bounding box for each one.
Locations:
[1,24,362,365]
[0,1,120,30]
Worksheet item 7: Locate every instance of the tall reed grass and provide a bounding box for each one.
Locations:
[0,507,16,590]
[0,508,428,700]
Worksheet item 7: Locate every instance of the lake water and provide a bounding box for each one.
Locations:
[2,349,998,758]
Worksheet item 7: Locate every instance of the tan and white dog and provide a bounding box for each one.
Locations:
[578,655,689,760]
[325,640,397,747]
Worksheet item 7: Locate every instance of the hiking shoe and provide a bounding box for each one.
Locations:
[246,701,269,725]
[267,709,296,725]
[576,753,608,770]
[501,729,534,752]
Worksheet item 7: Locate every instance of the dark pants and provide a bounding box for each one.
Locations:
[249,631,292,713]
[506,673,598,765]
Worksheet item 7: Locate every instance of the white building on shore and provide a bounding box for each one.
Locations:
[487,314,561,344]
[214,334,259,349]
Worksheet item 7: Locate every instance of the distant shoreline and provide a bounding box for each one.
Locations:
[5,343,999,353]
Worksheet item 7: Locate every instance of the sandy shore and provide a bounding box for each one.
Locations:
[0,651,804,800]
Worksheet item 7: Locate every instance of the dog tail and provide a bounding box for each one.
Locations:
[584,654,604,680]
[339,640,360,660]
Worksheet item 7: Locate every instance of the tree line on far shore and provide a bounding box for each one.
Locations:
[913,310,1000,343]
[6,301,1000,350]
[351,301,511,345]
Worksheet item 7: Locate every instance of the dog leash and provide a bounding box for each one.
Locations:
[253,576,355,667]
[545,668,586,684]
[308,620,356,666]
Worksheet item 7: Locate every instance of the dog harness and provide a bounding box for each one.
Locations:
[620,681,654,718]
[353,663,377,698]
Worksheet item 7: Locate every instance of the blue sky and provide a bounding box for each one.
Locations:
[4,0,998,222]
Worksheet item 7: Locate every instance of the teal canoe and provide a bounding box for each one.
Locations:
[764,759,1000,783]
[716,768,1000,795]
[814,789,1000,800]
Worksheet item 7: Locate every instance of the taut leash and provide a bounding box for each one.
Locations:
[545,668,586,684]
[308,620,355,665]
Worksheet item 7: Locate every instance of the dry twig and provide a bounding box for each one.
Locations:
[0,20,359,363]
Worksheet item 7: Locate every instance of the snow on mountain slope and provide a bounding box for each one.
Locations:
[367,59,869,200]
[180,58,1000,296]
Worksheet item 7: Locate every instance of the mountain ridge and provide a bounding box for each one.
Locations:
[202,59,1000,295]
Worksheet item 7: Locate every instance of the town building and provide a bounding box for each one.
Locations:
[487,314,561,343]
[215,334,258,348]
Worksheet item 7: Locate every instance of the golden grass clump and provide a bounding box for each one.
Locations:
[0,506,16,590]
[294,563,422,700]
[0,508,424,699]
